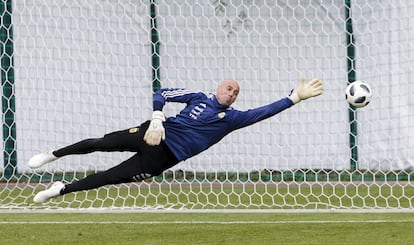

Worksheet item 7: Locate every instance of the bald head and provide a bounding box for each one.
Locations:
[215,80,240,106]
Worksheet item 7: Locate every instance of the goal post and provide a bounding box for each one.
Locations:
[345,0,359,171]
[0,0,17,181]
[1,0,414,211]
[150,0,161,92]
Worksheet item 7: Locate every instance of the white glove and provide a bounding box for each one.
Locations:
[288,77,323,104]
[144,111,166,146]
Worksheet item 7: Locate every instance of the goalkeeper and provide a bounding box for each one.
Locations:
[29,78,323,203]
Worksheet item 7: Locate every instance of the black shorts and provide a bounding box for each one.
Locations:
[101,120,179,176]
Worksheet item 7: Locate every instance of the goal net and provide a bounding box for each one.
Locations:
[1,0,414,211]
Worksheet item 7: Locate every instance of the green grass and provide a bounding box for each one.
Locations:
[2,183,414,244]
[1,212,414,244]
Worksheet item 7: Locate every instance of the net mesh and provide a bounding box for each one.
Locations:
[1,0,414,211]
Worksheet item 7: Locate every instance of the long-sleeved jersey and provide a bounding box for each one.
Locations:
[153,88,294,161]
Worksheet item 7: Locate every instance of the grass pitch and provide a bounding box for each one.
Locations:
[1,212,413,245]
[1,182,414,244]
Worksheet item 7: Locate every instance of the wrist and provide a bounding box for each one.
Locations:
[152,111,165,121]
[288,89,301,104]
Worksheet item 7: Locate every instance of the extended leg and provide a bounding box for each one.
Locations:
[28,124,148,169]
[53,126,146,157]
[61,152,151,194]
[33,153,147,203]
[28,138,111,169]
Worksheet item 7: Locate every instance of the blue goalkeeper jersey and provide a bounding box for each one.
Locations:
[153,88,294,161]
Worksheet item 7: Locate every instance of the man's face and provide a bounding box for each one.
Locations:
[216,80,240,106]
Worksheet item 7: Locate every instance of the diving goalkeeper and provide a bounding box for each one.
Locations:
[29,78,323,203]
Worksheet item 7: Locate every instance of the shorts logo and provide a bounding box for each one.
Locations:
[133,173,152,181]
[129,127,139,133]
[218,112,226,118]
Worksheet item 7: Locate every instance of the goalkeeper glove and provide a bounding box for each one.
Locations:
[288,77,323,104]
[144,111,166,146]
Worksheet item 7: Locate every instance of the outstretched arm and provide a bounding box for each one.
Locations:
[288,77,323,104]
[231,77,323,130]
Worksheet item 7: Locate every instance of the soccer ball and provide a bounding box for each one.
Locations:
[345,81,372,108]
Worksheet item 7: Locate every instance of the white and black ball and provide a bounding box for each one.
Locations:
[345,81,372,108]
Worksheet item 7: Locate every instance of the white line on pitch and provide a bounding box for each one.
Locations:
[1,220,414,225]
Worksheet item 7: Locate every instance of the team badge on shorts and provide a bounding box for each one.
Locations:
[129,127,139,133]
[218,112,226,119]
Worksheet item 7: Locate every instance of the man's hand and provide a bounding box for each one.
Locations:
[144,111,166,146]
[288,77,323,104]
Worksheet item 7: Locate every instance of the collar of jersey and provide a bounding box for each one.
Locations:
[212,95,230,109]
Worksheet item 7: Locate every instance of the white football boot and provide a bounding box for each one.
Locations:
[28,151,58,169]
[33,181,65,203]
